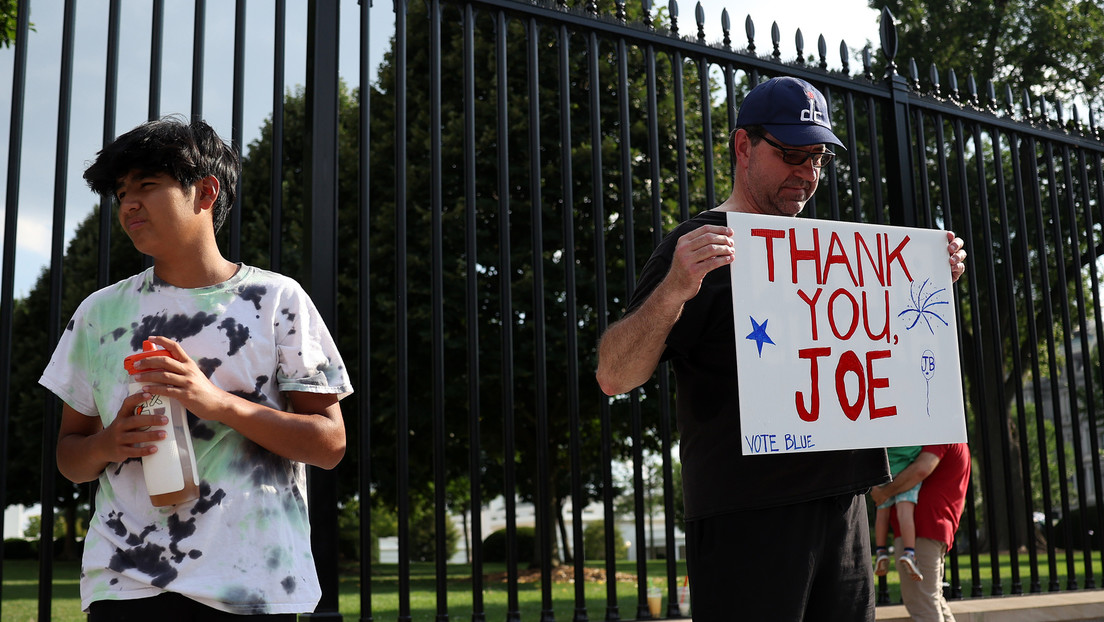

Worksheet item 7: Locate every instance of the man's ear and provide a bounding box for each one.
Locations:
[732,129,754,168]
[195,175,220,211]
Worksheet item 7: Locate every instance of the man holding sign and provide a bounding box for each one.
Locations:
[596,76,967,621]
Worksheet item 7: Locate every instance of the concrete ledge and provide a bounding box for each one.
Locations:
[875,590,1104,621]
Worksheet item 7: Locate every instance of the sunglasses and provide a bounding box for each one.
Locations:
[752,133,836,169]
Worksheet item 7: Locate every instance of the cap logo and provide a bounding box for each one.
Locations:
[799,91,824,125]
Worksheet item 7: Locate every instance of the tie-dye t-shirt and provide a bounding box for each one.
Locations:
[38,264,352,615]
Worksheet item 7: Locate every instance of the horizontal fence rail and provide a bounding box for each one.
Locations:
[1,0,1103,620]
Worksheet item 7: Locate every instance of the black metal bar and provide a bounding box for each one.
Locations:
[0,0,30,614]
[633,27,657,621]
[356,0,374,617]
[864,93,884,224]
[997,125,1041,595]
[600,23,622,622]
[36,3,77,619]
[1085,145,1104,588]
[191,0,206,119]
[428,0,448,618]
[882,71,916,227]
[818,85,841,221]
[495,10,521,621]
[228,0,246,262]
[842,91,861,222]
[462,5,485,618]
[148,0,164,119]
[99,0,121,288]
[554,16,587,622]
[655,48,680,619]
[523,16,556,621]
[697,56,714,209]
[302,1,342,619]
[394,0,412,618]
[975,123,1019,595]
[270,0,286,272]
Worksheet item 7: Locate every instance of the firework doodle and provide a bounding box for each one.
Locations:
[898,278,949,334]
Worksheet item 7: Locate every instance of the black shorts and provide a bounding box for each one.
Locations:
[88,592,299,622]
[685,492,874,622]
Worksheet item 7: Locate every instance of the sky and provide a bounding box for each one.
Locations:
[0,0,880,300]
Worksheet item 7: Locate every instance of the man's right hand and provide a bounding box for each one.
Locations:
[665,224,735,304]
[596,224,734,396]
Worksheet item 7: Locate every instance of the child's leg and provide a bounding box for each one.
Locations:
[895,500,925,581]
[873,506,891,576]
[896,500,917,550]
[874,507,890,548]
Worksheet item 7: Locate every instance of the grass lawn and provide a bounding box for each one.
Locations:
[4,553,1102,620]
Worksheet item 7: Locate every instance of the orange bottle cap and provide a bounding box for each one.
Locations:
[123,340,178,375]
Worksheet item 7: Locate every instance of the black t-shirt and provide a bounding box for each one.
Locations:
[626,210,889,520]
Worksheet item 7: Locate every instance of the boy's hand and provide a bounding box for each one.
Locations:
[103,391,168,459]
[129,335,228,422]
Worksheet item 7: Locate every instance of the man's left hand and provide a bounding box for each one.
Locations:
[947,231,967,283]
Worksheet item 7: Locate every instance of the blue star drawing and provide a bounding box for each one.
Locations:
[898,277,949,334]
[746,316,775,357]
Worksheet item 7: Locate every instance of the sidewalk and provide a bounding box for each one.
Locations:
[876,590,1104,621]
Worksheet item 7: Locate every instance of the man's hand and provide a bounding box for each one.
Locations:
[666,225,736,303]
[597,224,734,396]
[947,231,966,283]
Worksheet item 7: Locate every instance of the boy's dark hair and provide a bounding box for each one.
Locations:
[83,116,240,233]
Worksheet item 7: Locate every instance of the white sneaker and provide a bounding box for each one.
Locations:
[898,553,924,582]
[874,552,890,576]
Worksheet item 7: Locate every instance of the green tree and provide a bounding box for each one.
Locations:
[874,0,1104,110]
[9,205,143,560]
[234,0,725,567]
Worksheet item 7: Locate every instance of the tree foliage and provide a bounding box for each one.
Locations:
[874,0,1104,110]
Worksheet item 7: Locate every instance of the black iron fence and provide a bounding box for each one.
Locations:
[2,0,1104,620]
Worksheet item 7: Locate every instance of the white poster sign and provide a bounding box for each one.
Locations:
[728,212,968,455]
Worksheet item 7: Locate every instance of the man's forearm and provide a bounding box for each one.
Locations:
[596,283,684,395]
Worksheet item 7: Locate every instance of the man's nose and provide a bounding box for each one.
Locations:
[793,158,819,182]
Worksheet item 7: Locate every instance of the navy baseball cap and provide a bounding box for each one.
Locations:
[736,76,845,149]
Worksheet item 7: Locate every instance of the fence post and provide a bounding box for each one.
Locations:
[879,7,918,228]
[302,0,343,619]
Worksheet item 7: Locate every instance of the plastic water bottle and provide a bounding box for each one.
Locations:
[123,340,200,506]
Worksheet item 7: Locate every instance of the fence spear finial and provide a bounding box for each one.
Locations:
[771,21,781,60]
[840,40,850,74]
[669,0,679,36]
[722,9,732,49]
[795,29,805,65]
[908,58,920,91]
[746,15,756,54]
[696,2,705,42]
[879,6,899,79]
[818,35,827,70]
[929,63,941,99]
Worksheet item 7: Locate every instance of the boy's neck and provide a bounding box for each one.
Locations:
[153,250,239,289]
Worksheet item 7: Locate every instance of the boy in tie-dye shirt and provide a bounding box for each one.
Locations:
[39,117,352,620]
